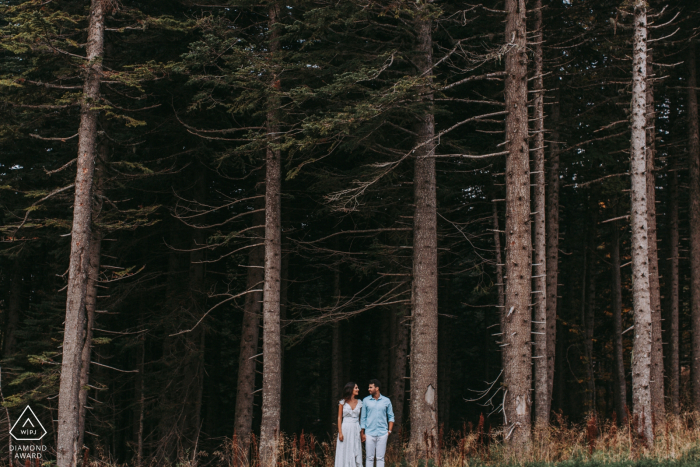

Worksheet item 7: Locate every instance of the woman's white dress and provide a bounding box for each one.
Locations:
[335,399,363,467]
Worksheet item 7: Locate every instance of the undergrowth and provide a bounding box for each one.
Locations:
[8,412,700,466]
[206,412,700,467]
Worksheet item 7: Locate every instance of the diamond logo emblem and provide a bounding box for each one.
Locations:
[10,406,47,441]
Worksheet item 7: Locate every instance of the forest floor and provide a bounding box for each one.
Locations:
[8,414,696,466]
[214,412,700,467]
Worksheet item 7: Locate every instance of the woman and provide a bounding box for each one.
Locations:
[335,382,363,467]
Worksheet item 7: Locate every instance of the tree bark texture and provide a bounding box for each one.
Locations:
[645,55,665,423]
[77,144,108,453]
[259,4,283,463]
[544,91,561,421]
[532,0,549,427]
[233,204,264,461]
[687,41,700,410]
[503,0,532,448]
[409,4,439,459]
[56,1,105,465]
[629,1,653,442]
[612,222,628,423]
[667,154,680,415]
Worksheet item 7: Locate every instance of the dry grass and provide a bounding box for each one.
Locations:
[15,413,699,466]
[209,412,700,467]
[445,411,700,466]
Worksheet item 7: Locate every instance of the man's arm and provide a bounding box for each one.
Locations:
[360,400,368,442]
[360,400,367,431]
[386,399,395,434]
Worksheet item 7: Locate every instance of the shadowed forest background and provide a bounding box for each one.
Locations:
[0,0,699,465]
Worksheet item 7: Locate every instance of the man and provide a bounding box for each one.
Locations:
[360,379,394,467]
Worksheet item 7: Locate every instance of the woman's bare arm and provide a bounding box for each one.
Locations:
[337,403,344,441]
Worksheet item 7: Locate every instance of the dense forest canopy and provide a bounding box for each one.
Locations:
[0,0,698,465]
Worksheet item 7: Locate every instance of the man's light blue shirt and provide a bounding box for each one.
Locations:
[360,394,395,437]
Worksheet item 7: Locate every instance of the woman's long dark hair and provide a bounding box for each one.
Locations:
[342,382,356,402]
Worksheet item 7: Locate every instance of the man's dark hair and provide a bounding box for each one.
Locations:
[369,379,381,389]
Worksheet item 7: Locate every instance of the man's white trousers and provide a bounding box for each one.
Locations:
[365,433,388,467]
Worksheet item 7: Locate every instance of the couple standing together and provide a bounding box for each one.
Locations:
[335,379,395,467]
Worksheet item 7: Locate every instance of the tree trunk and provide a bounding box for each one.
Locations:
[612,221,628,423]
[259,4,283,463]
[629,1,653,442]
[409,3,439,459]
[56,1,105,465]
[77,144,108,453]
[389,304,409,446]
[233,205,264,461]
[687,41,700,411]
[667,153,680,415]
[646,54,665,423]
[503,0,531,448]
[532,0,548,427]
[544,90,561,423]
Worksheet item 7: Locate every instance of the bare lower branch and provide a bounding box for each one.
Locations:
[44,159,77,175]
[30,133,79,142]
[169,288,263,336]
[564,172,629,188]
